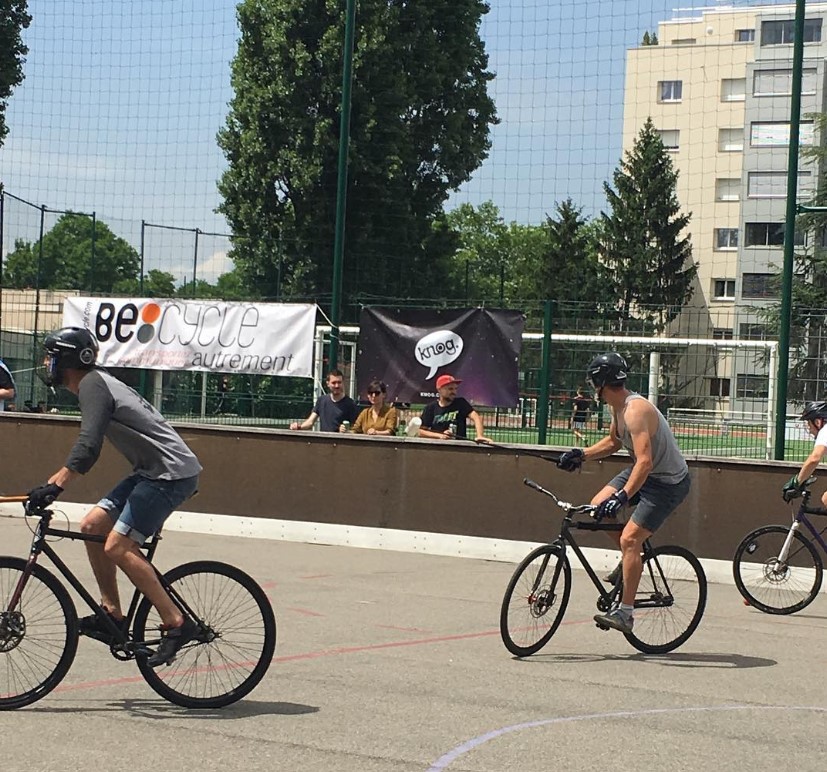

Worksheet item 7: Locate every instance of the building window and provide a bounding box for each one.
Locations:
[715,179,740,202]
[671,38,696,46]
[739,323,772,340]
[761,19,822,46]
[753,68,817,96]
[745,223,784,247]
[736,374,769,399]
[713,328,734,340]
[709,378,731,398]
[713,279,736,299]
[714,229,738,251]
[745,223,805,247]
[655,129,679,151]
[750,121,815,146]
[721,78,747,102]
[742,273,777,299]
[736,29,755,42]
[719,128,744,152]
[658,80,682,102]
[747,170,812,199]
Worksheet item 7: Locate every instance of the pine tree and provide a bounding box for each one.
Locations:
[600,117,696,332]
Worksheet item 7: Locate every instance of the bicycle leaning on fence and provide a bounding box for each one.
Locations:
[0,495,277,710]
[733,477,827,615]
[499,478,708,656]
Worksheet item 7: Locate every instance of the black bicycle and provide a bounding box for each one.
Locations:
[0,495,277,710]
[500,478,707,656]
[733,479,827,614]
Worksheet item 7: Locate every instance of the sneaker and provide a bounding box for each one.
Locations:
[594,607,634,634]
[603,561,623,586]
[78,611,128,644]
[146,618,200,668]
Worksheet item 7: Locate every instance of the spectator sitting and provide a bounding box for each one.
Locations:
[418,374,492,444]
[290,369,359,432]
[345,380,398,435]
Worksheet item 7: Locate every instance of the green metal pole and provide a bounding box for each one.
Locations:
[329,0,357,372]
[537,299,554,445]
[774,0,806,460]
[89,212,97,292]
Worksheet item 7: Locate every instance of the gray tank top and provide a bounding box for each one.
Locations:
[615,393,688,484]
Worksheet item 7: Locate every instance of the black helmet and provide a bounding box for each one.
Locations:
[801,401,827,422]
[42,327,99,386]
[586,353,628,389]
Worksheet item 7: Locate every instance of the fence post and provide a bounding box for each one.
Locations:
[537,299,554,445]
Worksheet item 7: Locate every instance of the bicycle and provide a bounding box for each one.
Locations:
[0,495,277,710]
[499,478,707,656]
[733,478,827,615]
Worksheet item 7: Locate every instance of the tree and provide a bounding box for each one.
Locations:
[4,213,140,291]
[760,112,827,401]
[217,0,497,314]
[114,269,177,297]
[0,0,30,147]
[600,117,696,332]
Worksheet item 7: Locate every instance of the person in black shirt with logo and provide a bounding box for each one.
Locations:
[570,387,592,444]
[419,374,492,443]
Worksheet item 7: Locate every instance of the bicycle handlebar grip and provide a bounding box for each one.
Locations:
[523,478,543,491]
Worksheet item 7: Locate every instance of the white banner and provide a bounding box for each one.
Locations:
[63,297,316,377]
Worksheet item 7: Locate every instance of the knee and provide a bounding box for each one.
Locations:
[619,532,643,554]
[80,508,111,536]
[103,536,127,562]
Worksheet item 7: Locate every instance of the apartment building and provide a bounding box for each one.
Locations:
[625,3,826,415]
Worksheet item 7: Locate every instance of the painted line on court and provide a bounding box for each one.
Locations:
[426,705,827,771]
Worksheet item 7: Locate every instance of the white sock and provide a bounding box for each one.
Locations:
[619,603,634,617]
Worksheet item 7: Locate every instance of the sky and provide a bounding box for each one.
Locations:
[0,0,791,283]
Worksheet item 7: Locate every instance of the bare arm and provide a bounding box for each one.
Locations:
[0,387,13,401]
[468,409,492,444]
[48,467,79,489]
[797,444,827,484]
[290,412,318,431]
[581,413,622,461]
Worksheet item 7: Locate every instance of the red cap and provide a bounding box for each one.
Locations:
[436,374,462,389]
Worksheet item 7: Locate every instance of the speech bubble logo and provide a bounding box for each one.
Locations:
[415,329,464,379]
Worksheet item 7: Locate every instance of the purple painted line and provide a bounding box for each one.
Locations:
[427,705,827,771]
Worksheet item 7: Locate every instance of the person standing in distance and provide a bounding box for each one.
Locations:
[0,357,17,412]
[556,353,690,634]
[570,386,592,445]
[25,327,202,667]
[290,369,359,432]
[418,374,492,443]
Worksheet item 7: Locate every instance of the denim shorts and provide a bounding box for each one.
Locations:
[607,468,691,533]
[97,473,199,544]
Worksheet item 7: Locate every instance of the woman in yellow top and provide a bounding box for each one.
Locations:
[345,380,398,435]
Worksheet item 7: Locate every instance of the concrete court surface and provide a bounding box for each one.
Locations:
[1,514,827,772]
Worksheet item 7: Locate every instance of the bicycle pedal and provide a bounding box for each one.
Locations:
[595,621,610,631]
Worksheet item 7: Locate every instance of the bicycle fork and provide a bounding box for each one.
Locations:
[777,521,801,564]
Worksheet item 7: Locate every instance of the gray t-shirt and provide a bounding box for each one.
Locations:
[66,368,202,480]
[615,393,688,485]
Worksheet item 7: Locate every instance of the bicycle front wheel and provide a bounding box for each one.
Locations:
[733,525,822,614]
[133,561,276,708]
[500,545,571,657]
[0,556,78,710]
[625,545,706,655]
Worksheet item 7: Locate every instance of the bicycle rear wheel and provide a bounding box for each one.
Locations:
[133,561,276,708]
[733,525,822,614]
[500,545,571,657]
[0,556,78,710]
[624,545,706,654]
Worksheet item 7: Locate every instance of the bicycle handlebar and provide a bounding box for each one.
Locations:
[0,495,29,503]
[522,477,596,516]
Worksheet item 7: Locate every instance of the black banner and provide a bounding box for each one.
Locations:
[357,307,524,407]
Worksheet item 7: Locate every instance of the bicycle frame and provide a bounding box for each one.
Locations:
[5,507,194,655]
[777,491,827,564]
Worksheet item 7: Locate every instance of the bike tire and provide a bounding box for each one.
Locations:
[733,525,823,615]
[0,556,78,710]
[624,545,706,655]
[133,560,276,708]
[500,545,571,657]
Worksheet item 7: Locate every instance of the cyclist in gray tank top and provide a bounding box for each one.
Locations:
[25,327,202,667]
[556,353,690,636]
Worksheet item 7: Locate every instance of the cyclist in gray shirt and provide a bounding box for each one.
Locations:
[26,327,202,667]
[556,353,690,635]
